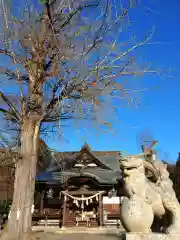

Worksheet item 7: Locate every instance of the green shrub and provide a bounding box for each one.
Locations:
[0,200,12,213]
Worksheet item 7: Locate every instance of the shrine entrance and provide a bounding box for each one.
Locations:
[61,185,104,228]
[33,145,123,228]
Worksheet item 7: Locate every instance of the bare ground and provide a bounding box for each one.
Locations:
[0,231,123,240]
[32,232,122,240]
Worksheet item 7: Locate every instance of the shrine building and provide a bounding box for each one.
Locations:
[33,144,123,228]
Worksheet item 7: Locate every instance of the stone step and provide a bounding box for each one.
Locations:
[39,219,59,223]
[37,219,60,226]
[38,223,59,226]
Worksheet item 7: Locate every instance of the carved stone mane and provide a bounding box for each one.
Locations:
[119,154,180,234]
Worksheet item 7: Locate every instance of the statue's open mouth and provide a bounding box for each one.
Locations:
[122,172,129,177]
[121,166,138,171]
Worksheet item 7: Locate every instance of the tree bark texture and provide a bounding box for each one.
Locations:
[7,119,40,239]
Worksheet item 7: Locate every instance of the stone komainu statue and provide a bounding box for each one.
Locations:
[119,154,180,234]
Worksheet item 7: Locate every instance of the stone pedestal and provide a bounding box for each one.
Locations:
[121,233,180,240]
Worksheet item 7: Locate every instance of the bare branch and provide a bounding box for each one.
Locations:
[111,26,156,64]
[0,92,21,121]
[0,108,19,122]
[0,49,22,64]
[58,1,101,30]
[0,67,29,83]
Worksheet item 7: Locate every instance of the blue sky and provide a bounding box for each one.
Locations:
[1,0,180,163]
[46,0,180,163]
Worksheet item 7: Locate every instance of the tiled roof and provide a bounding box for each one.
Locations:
[36,144,121,184]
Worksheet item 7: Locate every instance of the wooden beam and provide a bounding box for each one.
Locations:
[40,191,44,215]
[62,195,67,228]
[98,193,103,227]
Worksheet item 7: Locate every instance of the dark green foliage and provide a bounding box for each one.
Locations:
[0,200,12,213]
[39,0,56,4]
[176,153,180,167]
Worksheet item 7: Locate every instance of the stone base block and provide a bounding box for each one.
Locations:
[121,233,180,240]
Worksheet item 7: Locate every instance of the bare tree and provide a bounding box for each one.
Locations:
[0,0,157,238]
[137,129,157,158]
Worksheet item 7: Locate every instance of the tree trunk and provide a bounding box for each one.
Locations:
[7,119,40,239]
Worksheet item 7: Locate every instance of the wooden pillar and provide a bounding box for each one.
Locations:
[62,195,67,228]
[40,191,44,215]
[99,193,103,227]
